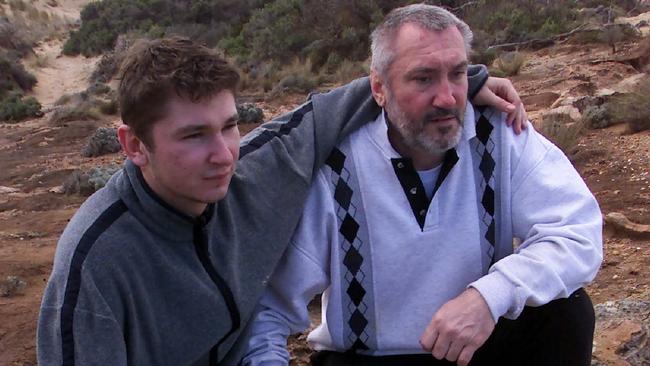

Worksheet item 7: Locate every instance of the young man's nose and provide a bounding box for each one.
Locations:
[208,134,234,164]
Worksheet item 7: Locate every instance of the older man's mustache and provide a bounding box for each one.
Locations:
[422,108,461,123]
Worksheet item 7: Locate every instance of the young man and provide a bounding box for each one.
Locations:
[37,37,526,365]
[242,5,602,366]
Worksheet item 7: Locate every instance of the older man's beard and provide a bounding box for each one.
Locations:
[385,99,464,155]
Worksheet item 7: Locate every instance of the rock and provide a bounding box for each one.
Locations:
[521,92,560,111]
[0,276,27,297]
[605,212,650,239]
[237,103,264,124]
[541,105,582,126]
[592,300,650,366]
[0,186,19,194]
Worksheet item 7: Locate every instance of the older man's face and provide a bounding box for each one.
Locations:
[378,24,468,155]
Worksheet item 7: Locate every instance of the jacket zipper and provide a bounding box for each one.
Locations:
[193,222,241,365]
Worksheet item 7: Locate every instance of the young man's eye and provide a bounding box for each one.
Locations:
[414,76,430,83]
[183,133,202,139]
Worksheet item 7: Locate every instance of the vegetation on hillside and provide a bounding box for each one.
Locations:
[62,0,643,91]
[0,53,42,122]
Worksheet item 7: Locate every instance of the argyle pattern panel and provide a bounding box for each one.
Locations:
[474,107,497,270]
[325,146,376,352]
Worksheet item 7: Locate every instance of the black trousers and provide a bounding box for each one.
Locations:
[310,288,594,366]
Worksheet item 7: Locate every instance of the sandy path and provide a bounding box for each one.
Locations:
[27,40,100,108]
[21,0,98,108]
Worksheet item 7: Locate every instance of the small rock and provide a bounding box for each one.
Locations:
[605,212,650,239]
[0,276,27,297]
[0,186,19,194]
[541,106,582,126]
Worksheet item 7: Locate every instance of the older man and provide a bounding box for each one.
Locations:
[242,4,602,366]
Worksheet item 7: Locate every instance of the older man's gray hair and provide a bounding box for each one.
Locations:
[370,4,473,78]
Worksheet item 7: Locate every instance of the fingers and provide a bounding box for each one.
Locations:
[457,345,477,366]
[444,339,464,362]
[431,332,450,360]
[419,324,438,351]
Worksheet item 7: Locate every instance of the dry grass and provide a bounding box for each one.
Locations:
[538,119,584,156]
[492,52,526,77]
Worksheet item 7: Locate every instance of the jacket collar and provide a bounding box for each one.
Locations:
[117,160,214,241]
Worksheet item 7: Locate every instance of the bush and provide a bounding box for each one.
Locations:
[331,59,367,84]
[0,93,42,122]
[82,127,121,157]
[63,165,120,196]
[0,54,37,94]
[237,103,264,124]
[272,59,319,95]
[492,52,526,77]
[98,98,119,115]
[582,105,611,129]
[87,82,111,96]
[49,103,101,125]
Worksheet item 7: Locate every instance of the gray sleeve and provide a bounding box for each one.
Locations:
[38,290,127,365]
[467,64,489,100]
[212,77,380,361]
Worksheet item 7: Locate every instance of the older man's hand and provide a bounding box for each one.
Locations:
[419,288,495,366]
[473,77,528,135]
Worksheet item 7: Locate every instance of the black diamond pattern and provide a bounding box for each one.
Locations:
[334,179,353,210]
[479,152,495,182]
[476,115,493,144]
[325,148,346,174]
[328,146,371,352]
[486,220,495,245]
[351,339,370,351]
[476,109,497,265]
[346,278,366,306]
[343,246,363,275]
[481,185,495,216]
[349,309,369,336]
[340,214,360,243]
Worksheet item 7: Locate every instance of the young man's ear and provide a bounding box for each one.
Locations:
[117,125,149,167]
[370,70,387,108]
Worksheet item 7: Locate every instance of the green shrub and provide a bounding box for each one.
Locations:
[237,103,264,124]
[82,127,121,157]
[63,165,121,196]
[0,93,42,122]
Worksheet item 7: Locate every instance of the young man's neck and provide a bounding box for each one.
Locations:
[141,169,207,218]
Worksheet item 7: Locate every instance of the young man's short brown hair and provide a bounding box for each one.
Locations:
[118,37,240,148]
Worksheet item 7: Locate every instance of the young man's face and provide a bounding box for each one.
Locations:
[374,24,468,155]
[140,90,240,217]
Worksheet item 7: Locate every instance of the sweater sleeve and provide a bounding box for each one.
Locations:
[241,174,334,366]
[470,130,603,322]
[467,64,489,100]
[37,273,127,365]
